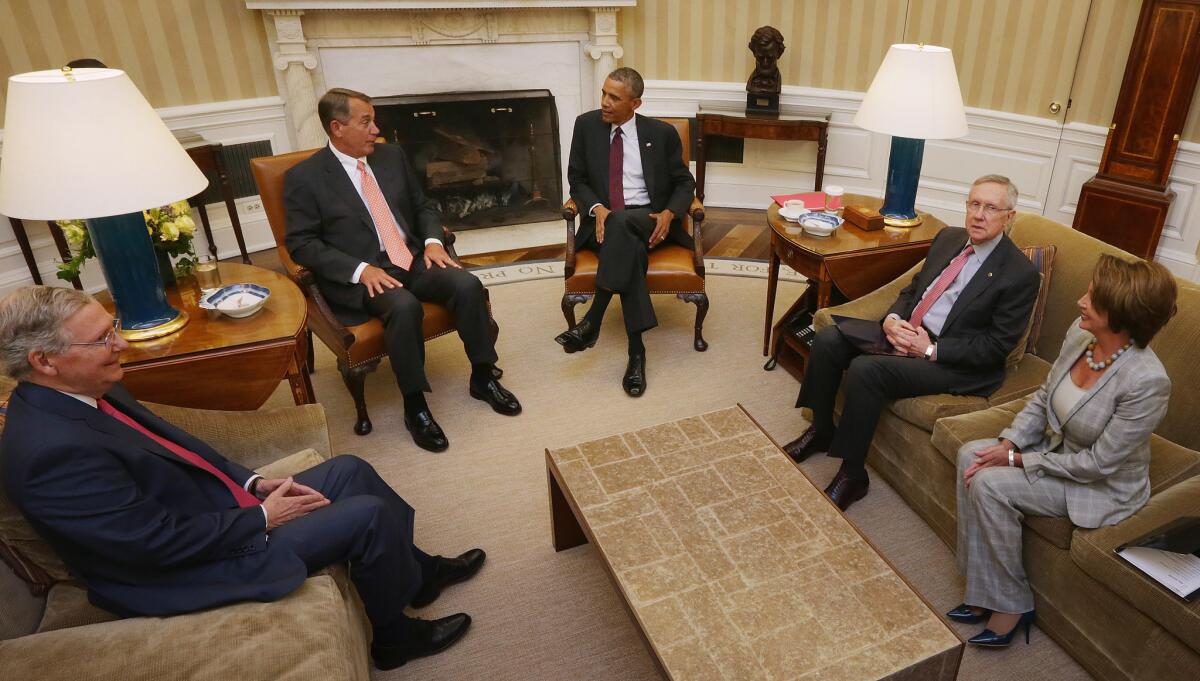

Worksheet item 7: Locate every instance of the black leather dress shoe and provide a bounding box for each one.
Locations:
[410,548,487,608]
[622,354,646,397]
[781,426,831,463]
[946,603,988,624]
[405,411,449,452]
[371,613,472,670]
[555,319,599,353]
[470,379,522,415]
[824,470,869,510]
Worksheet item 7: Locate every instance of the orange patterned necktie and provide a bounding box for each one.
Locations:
[908,245,974,330]
[358,159,413,271]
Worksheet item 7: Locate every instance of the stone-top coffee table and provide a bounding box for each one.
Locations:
[546,405,963,681]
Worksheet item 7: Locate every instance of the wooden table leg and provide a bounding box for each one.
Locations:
[695,119,707,203]
[548,462,587,551]
[9,217,42,285]
[285,331,316,405]
[764,241,781,356]
[194,203,219,259]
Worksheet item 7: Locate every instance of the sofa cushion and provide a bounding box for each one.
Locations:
[1071,475,1200,653]
[37,582,119,633]
[887,355,1050,433]
[889,394,988,432]
[255,448,327,480]
[1019,245,1057,355]
[984,354,1051,407]
[0,574,369,681]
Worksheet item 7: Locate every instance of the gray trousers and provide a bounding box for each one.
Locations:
[956,439,1070,613]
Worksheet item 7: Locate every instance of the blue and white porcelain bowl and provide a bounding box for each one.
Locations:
[199,283,271,318]
[800,212,843,237]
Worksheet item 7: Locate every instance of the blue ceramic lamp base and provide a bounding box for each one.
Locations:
[87,212,188,341]
[880,136,925,228]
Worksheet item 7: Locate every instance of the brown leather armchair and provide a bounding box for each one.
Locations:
[250,148,497,436]
[561,117,709,351]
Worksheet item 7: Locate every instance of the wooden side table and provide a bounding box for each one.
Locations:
[695,111,830,202]
[764,195,946,381]
[95,263,313,410]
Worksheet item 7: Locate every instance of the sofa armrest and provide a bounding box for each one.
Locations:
[0,575,369,681]
[812,260,924,331]
[142,403,332,470]
[930,397,1034,461]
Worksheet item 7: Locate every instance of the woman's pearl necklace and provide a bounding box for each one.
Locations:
[1085,339,1132,371]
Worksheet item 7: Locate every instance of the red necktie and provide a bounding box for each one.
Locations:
[608,127,625,212]
[358,159,414,271]
[909,245,975,330]
[97,399,260,508]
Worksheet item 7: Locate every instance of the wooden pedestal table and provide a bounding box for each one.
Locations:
[95,262,314,410]
[546,405,964,681]
[763,195,946,381]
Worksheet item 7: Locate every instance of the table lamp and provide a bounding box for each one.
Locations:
[854,44,968,227]
[0,68,208,340]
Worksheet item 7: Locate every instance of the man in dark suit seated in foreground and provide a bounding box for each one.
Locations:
[0,286,484,670]
[555,67,697,397]
[285,88,521,453]
[784,175,1040,511]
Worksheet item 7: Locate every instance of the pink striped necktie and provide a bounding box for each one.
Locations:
[97,399,260,508]
[358,159,414,271]
[909,245,975,330]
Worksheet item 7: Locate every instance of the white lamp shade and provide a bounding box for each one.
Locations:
[0,68,208,220]
[854,44,969,140]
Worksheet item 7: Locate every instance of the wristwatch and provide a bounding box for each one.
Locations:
[924,343,935,361]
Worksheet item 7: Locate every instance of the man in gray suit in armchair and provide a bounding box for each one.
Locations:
[285,88,521,453]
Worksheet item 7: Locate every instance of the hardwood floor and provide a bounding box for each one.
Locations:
[232,206,772,273]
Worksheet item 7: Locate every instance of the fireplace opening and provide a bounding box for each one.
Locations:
[373,89,562,231]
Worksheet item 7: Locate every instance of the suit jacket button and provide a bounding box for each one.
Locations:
[1037,470,1045,478]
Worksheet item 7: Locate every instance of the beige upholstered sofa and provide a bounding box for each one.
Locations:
[0,386,373,681]
[813,213,1200,681]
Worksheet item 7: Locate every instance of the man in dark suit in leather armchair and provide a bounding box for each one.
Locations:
[284,88,520,453]
[783,175,1040,511]
[555,67,697,397]
[0,286,486,670]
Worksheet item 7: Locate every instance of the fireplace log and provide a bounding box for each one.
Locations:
[427,160,488,186]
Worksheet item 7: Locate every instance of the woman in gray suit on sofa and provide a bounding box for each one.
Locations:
[949,254,1178,647]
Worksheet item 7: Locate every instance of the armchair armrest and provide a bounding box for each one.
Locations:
[143,402,333,469]
[563,198,579,278]
[812,260,923,331]
[689,196,706,274]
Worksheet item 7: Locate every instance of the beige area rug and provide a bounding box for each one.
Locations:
[260,274,1092,681]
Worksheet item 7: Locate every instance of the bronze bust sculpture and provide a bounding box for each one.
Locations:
[746,26,785,114]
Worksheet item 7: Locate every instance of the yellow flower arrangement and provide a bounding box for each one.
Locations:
[56,201,198,282]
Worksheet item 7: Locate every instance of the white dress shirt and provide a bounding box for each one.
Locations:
[327,143,442,284]
[62,389,269,528]
[589,116,652,216]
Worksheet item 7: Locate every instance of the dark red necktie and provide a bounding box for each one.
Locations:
[97,399,260,508]
[608,127,625,211]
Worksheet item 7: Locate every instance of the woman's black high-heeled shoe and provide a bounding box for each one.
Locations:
[967,610,1036,647]
[945,603,987,624]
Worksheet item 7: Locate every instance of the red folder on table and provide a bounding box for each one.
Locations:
[772,191,826,208]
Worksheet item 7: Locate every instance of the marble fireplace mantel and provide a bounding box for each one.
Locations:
[247,0,637,164]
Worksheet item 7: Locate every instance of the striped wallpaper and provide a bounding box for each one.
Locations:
[620,0,1200,141]
[0,2,1197,141]
[0,0,276,128]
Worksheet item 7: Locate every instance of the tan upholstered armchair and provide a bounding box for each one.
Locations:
[250,149,498,436]
[561,117,709,351]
